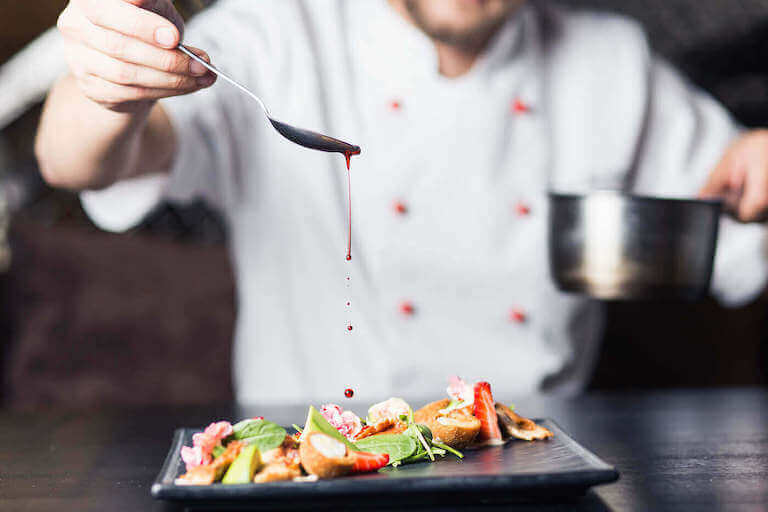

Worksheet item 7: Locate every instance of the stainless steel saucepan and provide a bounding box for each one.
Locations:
[548,191,723,300]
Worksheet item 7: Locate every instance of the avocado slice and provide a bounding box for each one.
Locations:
[221,444,262,484]
[301,406,358,451]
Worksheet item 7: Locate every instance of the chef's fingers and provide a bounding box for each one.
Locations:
[59,1,215,111]
[60,5,212,76]
[123,0,185,37]
[699,154,733,199]
[72,0,182,49]
[80,20,210,75]
[702,130,768,221]
[70,43,214,90]
[737,160,768,222]
[75,72,215,111]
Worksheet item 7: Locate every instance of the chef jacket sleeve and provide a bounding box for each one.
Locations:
[631,59,768,306]
[81,0,272,231]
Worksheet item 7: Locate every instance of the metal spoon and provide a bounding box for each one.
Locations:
[178,44,361,156]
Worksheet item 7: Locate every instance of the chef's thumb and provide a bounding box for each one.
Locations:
[698,162,731,199]
[736,166,768,222]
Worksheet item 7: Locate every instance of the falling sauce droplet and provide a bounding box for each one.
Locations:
[344,388,354,398]
[346,301,351,307]
[347,324,353,331]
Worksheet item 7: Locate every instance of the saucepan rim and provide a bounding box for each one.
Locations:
[548,190,723,208]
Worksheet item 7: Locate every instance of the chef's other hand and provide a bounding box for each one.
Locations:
[700,130,768,222]
[57,0,216,113]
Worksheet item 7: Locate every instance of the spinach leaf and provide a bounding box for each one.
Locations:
[230,419,286,453]
[401,451,428,464]
[407,424,433,443]
[405,423,434,461]
[433,441,463,459]
[355,434,417,463]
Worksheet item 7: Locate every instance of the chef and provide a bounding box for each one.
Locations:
[36,0,768,404]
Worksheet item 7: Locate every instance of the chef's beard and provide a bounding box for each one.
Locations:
[403,0,522,53]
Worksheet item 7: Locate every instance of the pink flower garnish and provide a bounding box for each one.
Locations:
[191,432,217,457]
[320,404,362,441]
[181,445,205,471]
[321,404,343,417]
[203,421,233,440]
[447,376,474,404]
[180,420,233,472]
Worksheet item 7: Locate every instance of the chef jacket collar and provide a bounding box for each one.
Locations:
[354,0,535,89]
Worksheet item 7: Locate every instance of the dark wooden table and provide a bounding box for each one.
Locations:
[1,388,766,511]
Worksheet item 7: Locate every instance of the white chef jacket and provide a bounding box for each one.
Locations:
[81,0,768,404]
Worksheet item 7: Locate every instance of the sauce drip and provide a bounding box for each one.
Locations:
[343,149,360,261]
[344,388,354,398]
[346,324,353,331]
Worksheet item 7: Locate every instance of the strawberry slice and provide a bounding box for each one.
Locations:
[351,451,390,473]
[473,381,502,441]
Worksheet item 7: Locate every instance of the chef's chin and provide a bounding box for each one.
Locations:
[396,0,525,51]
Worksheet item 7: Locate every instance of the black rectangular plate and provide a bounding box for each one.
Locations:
[152,420,618,507]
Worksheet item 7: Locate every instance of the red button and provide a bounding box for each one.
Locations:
[389,100,402,111]
[509,308,527,323]
[393,200,408,215]
[399,300,415,316]
[515,201,531,216]
[511,98,530,114]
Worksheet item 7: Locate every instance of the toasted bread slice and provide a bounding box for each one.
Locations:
[414,399,450,423]
[494,403,553,441]
[414,399,481,449]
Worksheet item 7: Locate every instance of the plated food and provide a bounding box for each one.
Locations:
[176,376,552,485]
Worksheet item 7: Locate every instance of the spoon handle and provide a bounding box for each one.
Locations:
[177,44,270,117]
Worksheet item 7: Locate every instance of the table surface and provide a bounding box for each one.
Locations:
[1,388,766,512]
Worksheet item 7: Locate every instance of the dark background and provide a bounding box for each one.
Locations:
[1,0,767,411]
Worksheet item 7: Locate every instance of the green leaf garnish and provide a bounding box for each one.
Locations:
[230,419,286,453]
[433,441,464,459]
[405,423,434,462]
[355,434,417,464]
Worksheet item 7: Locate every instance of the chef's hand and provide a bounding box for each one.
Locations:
[700,130,768,222]
[57,0,216,113]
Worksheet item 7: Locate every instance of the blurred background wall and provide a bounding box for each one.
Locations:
[0,0,766,410]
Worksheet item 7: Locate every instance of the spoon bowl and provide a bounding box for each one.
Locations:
[268,118,360,155]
